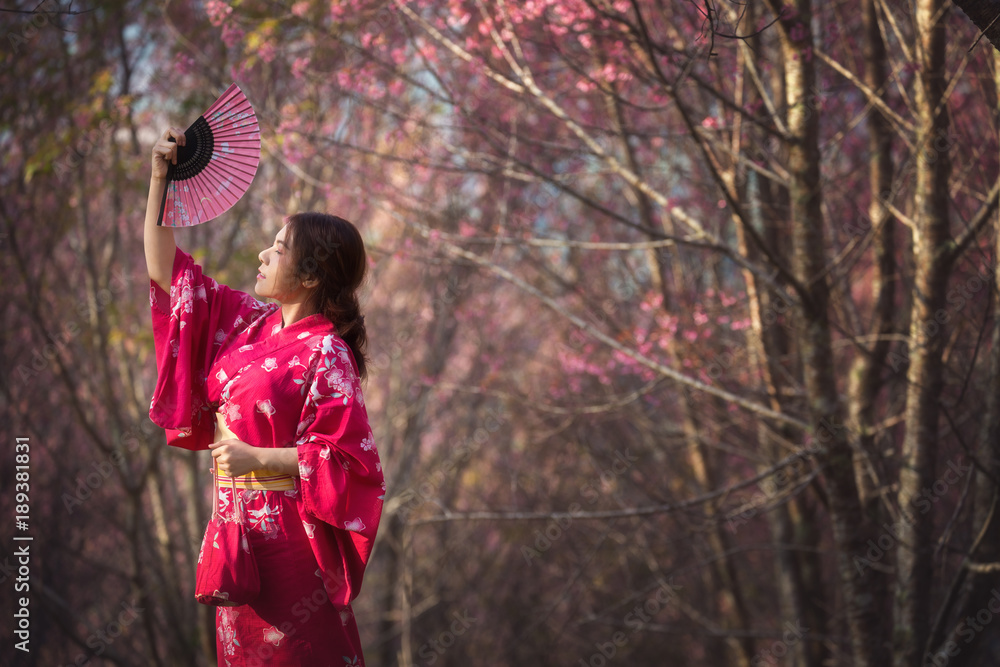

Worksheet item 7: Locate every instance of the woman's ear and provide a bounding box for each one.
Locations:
[302,276,320,289]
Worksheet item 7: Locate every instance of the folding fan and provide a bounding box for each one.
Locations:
[156,83,261,227]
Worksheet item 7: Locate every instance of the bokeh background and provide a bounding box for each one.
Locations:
[3,0,1000,665]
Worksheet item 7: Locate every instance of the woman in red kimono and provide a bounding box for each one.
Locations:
[144,127,384,666]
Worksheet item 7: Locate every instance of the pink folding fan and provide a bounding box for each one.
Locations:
[156,83,261,227]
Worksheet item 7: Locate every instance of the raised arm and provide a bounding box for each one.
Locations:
[144,127,186,292]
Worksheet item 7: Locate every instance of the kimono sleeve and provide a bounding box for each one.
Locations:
[148,246,270,450]
[295,337,384,604]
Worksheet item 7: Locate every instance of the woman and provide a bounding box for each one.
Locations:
[145,127,384,666]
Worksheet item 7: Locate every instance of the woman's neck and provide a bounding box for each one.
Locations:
[279,300,318,329]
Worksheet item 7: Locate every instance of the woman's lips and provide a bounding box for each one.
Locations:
[257,273,265,280]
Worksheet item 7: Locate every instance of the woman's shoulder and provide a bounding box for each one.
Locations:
[291,323,358,376]
[282,314,339,348]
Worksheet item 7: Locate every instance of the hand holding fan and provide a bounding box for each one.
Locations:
[156,83,261,227]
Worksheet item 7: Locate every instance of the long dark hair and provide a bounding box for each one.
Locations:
[285,212,369,379]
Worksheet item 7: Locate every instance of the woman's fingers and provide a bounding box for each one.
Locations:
[153,143,175,166]
[154,127,186,166]
[210,447,228,475]
[160,126,187,146]
[168,127,186,165]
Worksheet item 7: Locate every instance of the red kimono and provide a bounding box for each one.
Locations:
[148,247,384,666]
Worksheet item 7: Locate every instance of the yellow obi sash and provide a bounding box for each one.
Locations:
[214,412,295,491]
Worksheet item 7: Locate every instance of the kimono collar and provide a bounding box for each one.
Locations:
[211,310,336,395]
[274,310,331,337]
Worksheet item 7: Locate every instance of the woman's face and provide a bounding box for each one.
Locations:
[255,224,311,303]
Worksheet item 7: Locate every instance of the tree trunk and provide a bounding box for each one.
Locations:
[730,10,829,660]
[612,81,757,665]
[772,1,884,664]
[379,257,463,666]
[845,0,896,661]
[893,2,954,666]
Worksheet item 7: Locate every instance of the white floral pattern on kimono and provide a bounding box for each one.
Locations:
[247,495,281,537]
[263,626,284,646]
[256,399,276,417]
[218,607,240,657]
